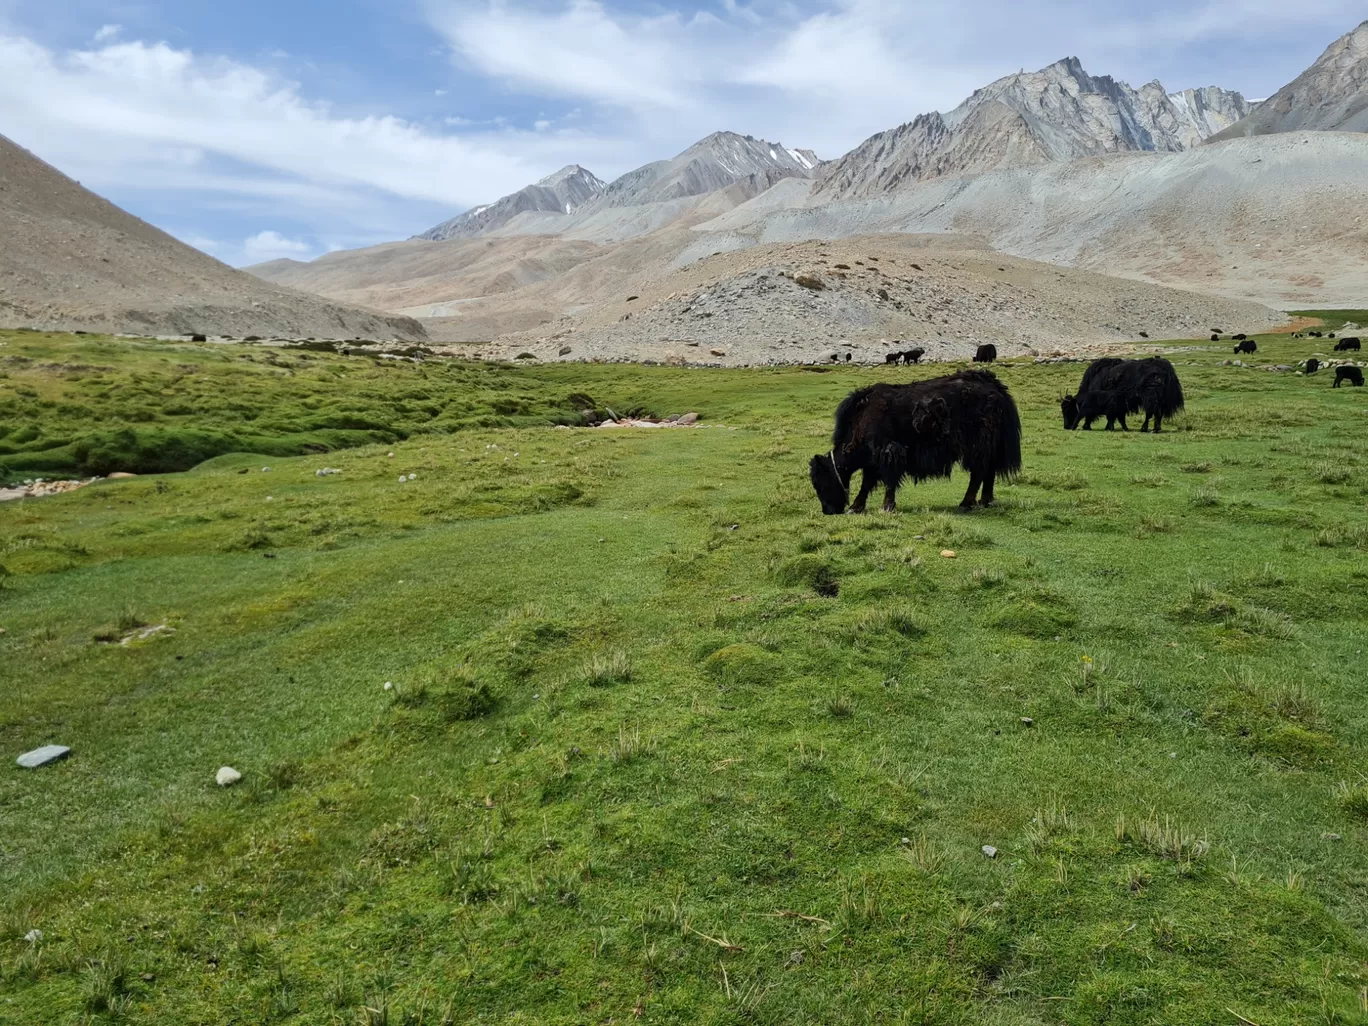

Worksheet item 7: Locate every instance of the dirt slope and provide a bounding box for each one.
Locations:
[465,235,1281,365]
[701,133,1368,307]
[0,134,426,340]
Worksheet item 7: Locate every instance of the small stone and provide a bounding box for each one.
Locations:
[710,348,726,357]
[215,766,242,787]
[941,550,957,559]
[559,346,572,356]
[388,452,395,458]
[1323,832,1343,842]
[1020,717,1034,727]
[24,929,42,944]
[16,745,70,769]
[398,475,406,484]
[407,473,417,481]
[262,467,271,472]
[677,412,699,425]
[141,973,156,983]
[982,845,998,859]
[900,837,911,845]
[788,950,805,965]
[383,681,394,691]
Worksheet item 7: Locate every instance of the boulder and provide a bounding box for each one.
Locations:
[16,745,71,769]
[216,766,243,787]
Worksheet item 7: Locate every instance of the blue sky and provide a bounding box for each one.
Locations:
[0,0,1361,266]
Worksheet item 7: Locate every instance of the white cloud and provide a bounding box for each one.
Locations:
[241,229,313,263]
[0,33,633,212]
[93,24,121,44]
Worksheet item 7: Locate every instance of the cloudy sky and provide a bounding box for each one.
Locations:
[0,1,1360,265]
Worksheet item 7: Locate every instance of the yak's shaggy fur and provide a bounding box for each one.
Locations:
[1334,365,1364,388]
[809,369,1022,514]
[1061,357,1185,433]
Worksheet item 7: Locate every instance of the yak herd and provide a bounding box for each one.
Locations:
[810,332,1363,514]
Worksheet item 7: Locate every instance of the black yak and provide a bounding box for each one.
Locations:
[885,352,902,365]
[1334,366,1364,388]
[973,344,997,364]
[809,369,1022,514]
[903,348,925,365]
[1335,337,1361,352]
[1234,340,1257,354]
[1210,334,1220,342]
[1060,357,1184,433]
[1305,358,1321,375]
[1234,333,1247,341]
[1310,331,1324,338]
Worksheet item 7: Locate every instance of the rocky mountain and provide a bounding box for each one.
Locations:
[588,131,820,210]
[418,164,606,240]
[0,133,426,339]
[1208,20,1368,140]
[815,58,1252,198]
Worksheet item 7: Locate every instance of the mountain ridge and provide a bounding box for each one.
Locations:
[1208,19,1368,140]
[815,57,1253,198]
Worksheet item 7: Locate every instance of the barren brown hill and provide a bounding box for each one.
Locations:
[0,133,426,340]
[441,235,1282,365]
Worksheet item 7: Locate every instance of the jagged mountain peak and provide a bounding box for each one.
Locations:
[816,56,1252,198]
[417,163,607,241]
[536,164,605,190]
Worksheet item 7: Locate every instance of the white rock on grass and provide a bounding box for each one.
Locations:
[16,745,70,768]
[24,929,42,944]
[982,845,999,859]
[215,766,243,787]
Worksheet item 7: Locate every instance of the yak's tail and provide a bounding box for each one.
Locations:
[995,384,1024,480]
[1161,363,1185,417]
[832,386,874,448]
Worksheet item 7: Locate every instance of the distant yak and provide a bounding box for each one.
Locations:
[809,369,1022,514]
[1234,340,1258,354]
[1334,337,1361,352]
[903,348,925,365]
[1234,333,1248,341]
[1305,358,1321,375]
[1060,356,1185,433]
[1334,366,1364,388]
[973,344,997,364]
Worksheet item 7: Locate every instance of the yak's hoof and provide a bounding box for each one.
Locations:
[847,507,866,515]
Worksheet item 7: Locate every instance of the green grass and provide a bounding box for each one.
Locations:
[3,329,1368,1024]
[1289,310,1368,332]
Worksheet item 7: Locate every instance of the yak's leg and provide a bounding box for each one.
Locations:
[959,471,983,509]
[980,471,997,507]
[849,470,878,514]
[1151,414,1163,433]
[881,479,901,513]
[1139,411,1152,433]
[1104,415,1116,431]
[1118,414,1130,432]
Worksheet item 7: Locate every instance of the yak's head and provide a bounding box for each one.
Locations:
[809,454,849,515]
[1060,394,1080,430]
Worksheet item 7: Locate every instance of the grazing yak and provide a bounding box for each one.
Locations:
[1234,333,1247,341]
[1334,366,1364,388]
[809,369,1022,514]
[1305,358,1321,375]
[885,351,902,365]
[973,344,997,364]
[1210,334,1220,342]
[1234,340,1258,354]
[1060,356,1185,433]
[1335,337,1361,352]
[903,347,925,365]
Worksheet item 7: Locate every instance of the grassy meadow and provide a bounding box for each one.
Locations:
[2,326,1368,1024]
